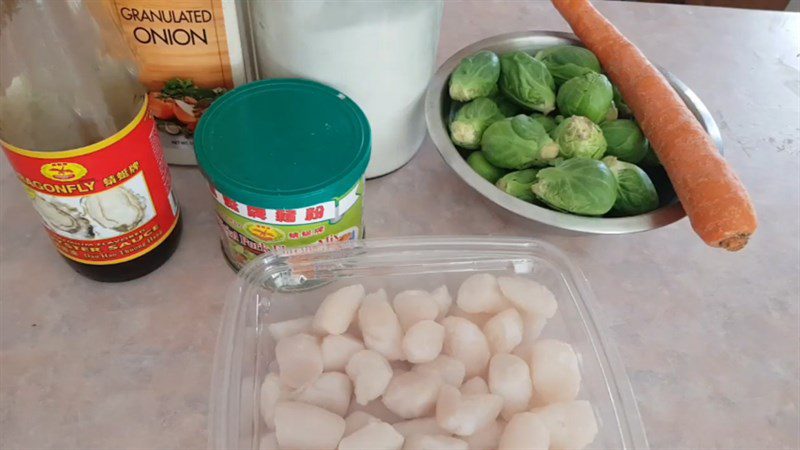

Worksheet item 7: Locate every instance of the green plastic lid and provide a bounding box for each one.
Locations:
[195,79,371,209]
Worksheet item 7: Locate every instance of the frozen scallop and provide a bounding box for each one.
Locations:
[381,371,441,419]
[521,312,547,344]
[456,273,510,314]
[530,400,598,450]
[344,411,380,436]
[266,359,279,375]
[435,385,504,437]
[347,398,403,424]
[497,276,558,318]
[275,333,323,389]
[488,354,532,420]
[402,320,445,363]
[498,412,550,450]
[346,316,362,337]
[392,417,446,438]
[268,316,315,341]
[441,316,491,378]
[430,285,453,319]
[321,334,365,372]
[530,339,581,404]
[413,355,466,388]
[313,284,365,335]
[402,434,468,450]
[260,373,284,429]
[460,376,489,395]
[464,419,505,450]
[358,289,405,360]
[293,371,352,416]
[511,341,535,363]
[274,401,345,450]
[338,421,405,450]
[346,349,394,405]
[449,305,493,327]
[259,432,279,450]
[264,276,592,449]
[483,308,524,354]
[390,360,412,373]
[393,290,440,330]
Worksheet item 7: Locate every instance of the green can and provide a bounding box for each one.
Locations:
[195,79,371,270]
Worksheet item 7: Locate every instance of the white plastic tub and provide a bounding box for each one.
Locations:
[209,236,649,449]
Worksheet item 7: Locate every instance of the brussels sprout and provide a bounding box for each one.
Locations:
[490,93,523,117]
[600,119,648,163]
[602,156,659,215]
[551,116,606,160]
[481,115,560,169]
[499,51,556,114]
[531,158,617,216]
[530,114,557,133]
[556,72,614,123]
[612,85,632,117]
[604,102,619,123]
[639,142,661,167]
[467,151,507,183]
[449,50,501,102]
[450,98,505,149]
[496,169,539,202]
[534,45,602,86]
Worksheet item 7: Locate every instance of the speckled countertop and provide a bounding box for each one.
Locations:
[1,1,798,449]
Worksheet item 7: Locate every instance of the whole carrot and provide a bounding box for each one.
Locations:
[552,0,757,251]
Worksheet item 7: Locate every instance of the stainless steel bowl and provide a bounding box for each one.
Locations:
[425,31,724,234]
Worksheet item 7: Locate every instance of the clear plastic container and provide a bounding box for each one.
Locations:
[209,237,649,449]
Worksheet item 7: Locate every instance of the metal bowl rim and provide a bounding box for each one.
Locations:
[425,30,724,234]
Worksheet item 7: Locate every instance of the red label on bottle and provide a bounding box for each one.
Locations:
[1,99,180,265]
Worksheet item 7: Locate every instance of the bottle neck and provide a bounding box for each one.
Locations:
[0,0,145,152]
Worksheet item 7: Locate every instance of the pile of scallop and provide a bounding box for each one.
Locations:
[259,273,598,450]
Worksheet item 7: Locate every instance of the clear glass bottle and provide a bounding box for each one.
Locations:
[0,0,182,282]
[245,0,444,178]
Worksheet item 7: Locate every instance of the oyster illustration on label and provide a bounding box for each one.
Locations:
[81,187,146,233]
[32,195,95,238]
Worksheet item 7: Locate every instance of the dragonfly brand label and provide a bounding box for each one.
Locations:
[1,100,180,265]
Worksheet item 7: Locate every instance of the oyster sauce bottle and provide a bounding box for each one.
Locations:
[0,1,182,281]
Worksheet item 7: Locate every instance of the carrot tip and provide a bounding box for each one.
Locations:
[718,233,750,252]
